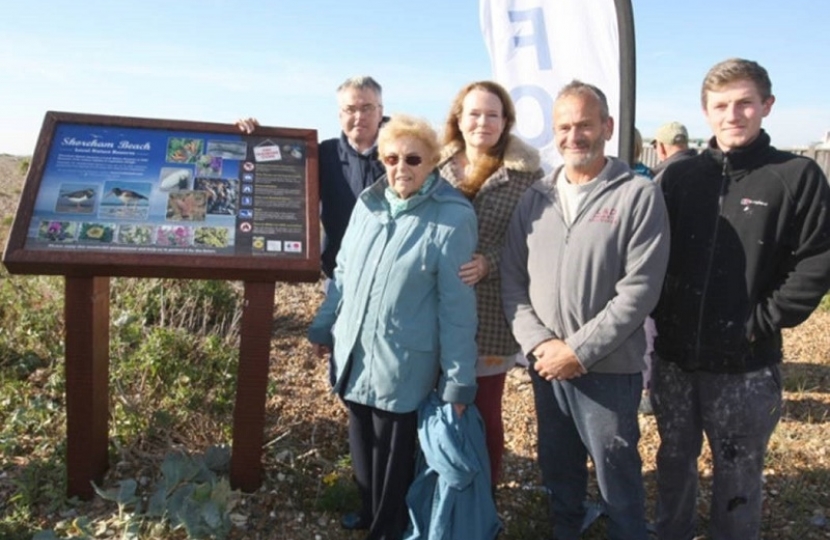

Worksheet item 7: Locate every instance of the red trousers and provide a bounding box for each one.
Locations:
[474,372,507,486]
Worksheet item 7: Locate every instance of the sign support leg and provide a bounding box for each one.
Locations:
[230,281,275,491]
[64,276,110,499]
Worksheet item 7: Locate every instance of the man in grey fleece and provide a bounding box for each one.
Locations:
[500,80,670,540]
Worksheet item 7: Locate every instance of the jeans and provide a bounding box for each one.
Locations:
[530,368,648,540]
[651,356,782,540]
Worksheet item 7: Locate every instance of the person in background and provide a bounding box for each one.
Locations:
[237,75,386,280]
[308,115,479,540]
[642,121,695,409]
[652,58,830,540]
[437,80,544,489]
[650,120,697,183]
[631,127,653,179]
[501,80,670,540]
[630,126,657,415]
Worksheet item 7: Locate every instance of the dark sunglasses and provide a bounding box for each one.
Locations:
[382,154,423,167]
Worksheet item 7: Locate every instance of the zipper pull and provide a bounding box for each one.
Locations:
[718,154,729,211]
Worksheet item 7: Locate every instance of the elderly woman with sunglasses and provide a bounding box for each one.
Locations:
[437,81,544,489]
[308,114,479,540]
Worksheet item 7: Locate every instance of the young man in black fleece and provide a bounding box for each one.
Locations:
[651,58,830,540]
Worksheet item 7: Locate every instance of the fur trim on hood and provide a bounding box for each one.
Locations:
[439,134,541,173]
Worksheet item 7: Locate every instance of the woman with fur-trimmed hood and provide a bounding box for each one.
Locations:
[438,81,544,488]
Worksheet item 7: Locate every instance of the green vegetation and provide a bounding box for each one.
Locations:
[18,157,30,176]
[28,447,237,540]
[0,271,244,539]
[315,454,359,514]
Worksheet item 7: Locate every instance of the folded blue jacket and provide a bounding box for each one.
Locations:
[404,392,501,540]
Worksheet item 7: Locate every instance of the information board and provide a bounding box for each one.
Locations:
[3,112,320,281]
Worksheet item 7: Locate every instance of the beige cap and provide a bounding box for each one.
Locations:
[653,121,689,145]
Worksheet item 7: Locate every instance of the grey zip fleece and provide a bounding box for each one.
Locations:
[500,157,670,373]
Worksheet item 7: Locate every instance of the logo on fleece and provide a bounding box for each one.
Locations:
[740,198,769,212]
[589,208,618,224]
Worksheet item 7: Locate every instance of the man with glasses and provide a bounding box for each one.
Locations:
[318,76,386,279]
[237,75,386,279]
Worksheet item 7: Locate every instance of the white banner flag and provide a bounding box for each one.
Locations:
[480,0,633,170]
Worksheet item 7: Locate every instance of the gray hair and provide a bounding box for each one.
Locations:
[555,80,610,121]
[337,76,383,102]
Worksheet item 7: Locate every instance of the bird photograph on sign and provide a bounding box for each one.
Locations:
[99,182,151,219]
[56,185,97,214]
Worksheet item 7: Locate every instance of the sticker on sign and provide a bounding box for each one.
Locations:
[253,141,282,162]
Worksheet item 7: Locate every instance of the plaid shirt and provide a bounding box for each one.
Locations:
[439,136,544,368]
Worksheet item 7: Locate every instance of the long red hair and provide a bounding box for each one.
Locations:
[443,81,516,198]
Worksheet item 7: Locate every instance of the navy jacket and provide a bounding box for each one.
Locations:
[318,132,385,278]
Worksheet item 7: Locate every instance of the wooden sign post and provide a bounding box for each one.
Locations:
[3,111,320,498]
[64,276,110,499]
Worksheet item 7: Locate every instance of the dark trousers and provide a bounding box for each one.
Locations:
[530,368,648,540]
[652,356,782,540]
[346,400,418,540]
[474,372,506,486]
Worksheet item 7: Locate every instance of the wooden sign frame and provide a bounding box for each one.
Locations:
[2,111,321,498]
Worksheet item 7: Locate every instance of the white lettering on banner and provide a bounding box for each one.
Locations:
[480,0,622,170]
[510,8,552,70]
[511,84,554,149]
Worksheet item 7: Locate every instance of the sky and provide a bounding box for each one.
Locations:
[1,0,828,156]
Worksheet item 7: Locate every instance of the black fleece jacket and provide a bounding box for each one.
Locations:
[653,130,830,373]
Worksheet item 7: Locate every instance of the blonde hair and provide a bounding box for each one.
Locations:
[633,128,643,161]
[377,115,440,167]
